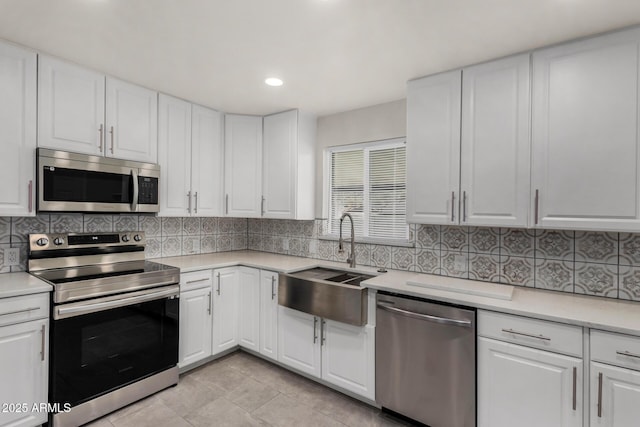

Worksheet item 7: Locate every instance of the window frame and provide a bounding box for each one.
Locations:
[322,137,409,245]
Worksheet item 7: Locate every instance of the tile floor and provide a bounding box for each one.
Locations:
[86,351,411,427]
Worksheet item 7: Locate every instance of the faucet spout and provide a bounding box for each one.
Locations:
[339,212,356,268]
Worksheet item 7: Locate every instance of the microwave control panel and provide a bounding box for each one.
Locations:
[138,176,159,204]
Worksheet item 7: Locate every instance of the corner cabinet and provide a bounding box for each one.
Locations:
[38,56,158,163]
[224,114,263,217]
[212,267,240,354]
[259,270,279,360]
[531,27,640,231]
[0,41,36,216]
[262,110,316,219]
[238,267,260,352]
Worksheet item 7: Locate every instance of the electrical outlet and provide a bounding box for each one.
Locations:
[454,254,467,271]
[283,238,290,251]
[309,240,318,255]
[4,248,20,267]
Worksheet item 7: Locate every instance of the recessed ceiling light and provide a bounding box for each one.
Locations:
[265,77,283,87]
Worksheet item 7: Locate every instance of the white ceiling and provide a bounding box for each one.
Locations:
[1,0,639,116]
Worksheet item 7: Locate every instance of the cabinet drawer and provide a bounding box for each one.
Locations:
[180,270,213,291]
[0,293,49,327]
[478,310,583,357]
[591,329,640,372]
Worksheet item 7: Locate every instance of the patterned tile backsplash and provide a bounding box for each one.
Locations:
[1,214,640,303]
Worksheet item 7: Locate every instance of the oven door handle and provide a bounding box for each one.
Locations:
[131,169,139,212]
[54,285,179,320]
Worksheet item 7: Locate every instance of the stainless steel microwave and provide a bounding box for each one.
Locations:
[37,148,160,213]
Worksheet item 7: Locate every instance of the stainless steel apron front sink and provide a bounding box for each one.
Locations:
[278,267,374,326]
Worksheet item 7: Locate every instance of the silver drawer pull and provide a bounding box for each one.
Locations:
[0,307,40,317]
[616,350,640,359]
[185,278,210,285]
[377,302,472,327]
[501,328,551,342]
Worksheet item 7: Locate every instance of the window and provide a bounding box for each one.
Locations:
[325,138,408,242]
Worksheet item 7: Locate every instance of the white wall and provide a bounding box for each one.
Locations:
[315,99,407,217]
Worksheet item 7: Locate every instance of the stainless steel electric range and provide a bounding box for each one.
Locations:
[28,231,180,427]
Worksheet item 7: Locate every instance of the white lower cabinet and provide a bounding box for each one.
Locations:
[238,267,260,352]
[179,286,212,368]
[277,306,375,400]
[259,270,279,360]
[590,362,640,427]
[0,294,49,427]
[212,267,240,354]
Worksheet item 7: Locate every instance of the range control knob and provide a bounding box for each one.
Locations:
[121,235,130,242]
[36,238,49,247]
[133,234,142,242]
[53,237,65,246]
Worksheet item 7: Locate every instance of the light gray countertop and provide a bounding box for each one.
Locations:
[159,250,640,337]
[0,272,53,298]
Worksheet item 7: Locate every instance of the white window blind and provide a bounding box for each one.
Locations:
[327,139,408,241]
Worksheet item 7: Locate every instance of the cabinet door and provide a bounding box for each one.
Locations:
[277,306,321,378]
[105,77,158,163]
[321,320,375,400]
[591,362,640,427]
[0,319,48,427]
[192,105,223,217]
[212,267,239,354]
[238,267,260,351]
[263,110,296,219]
[461,54,530,227]
[406,70,461,224]
[224,114,262,217]
[478,337,582,427]
[0,42,36,216]
[532,28,640,231]
[38,55,105,156]
[179,287,212,368]
[158,94,192,216]
[259,270,279,360]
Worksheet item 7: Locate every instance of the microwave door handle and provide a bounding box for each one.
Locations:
[131,169,139,212]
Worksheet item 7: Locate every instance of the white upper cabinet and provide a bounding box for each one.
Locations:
[191,105,223,216]
[532,27,640,231]
[38,55,105,156]
[0,42,36,216]
[406,70,462,224]
[460,54,531,227]
[38,56,158,163]
[262,110,316,219]
[105,77,158,163]
[224,114,263,217]
[158,94,192,216]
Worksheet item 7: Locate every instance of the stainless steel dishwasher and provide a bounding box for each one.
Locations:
[376,292,476,427]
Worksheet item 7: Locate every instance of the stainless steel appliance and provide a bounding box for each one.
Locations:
[28,231,179,427]
[376,292,476,427]
[37,148,160,213]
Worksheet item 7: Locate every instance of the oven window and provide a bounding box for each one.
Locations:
[50,296,179,407]
[43,167,133,204]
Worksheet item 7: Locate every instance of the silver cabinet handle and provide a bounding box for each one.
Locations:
[207,291,212,315]
[572,366,577,411]
[501,328,551,342]
[194,192,198,214]
[187,191,192,214]
[321,319,326,346]
[216,272,221,295]
[313,317,318,344]
[451,191,455,222]
[131,169,139,212]
[377,302,472,327]
[225,194,229,215]
[261,196,265,216]
[462,190,467,222]
[616,350,640,359]
[597,372,603,418]
[534,189,539,225]
[109,126,114,154]
[40,324,45,362]
[0,306,40,317]
[28,180,33,213]
[271,276,276,300]
[185,278,210,285]
[98,124,104,151]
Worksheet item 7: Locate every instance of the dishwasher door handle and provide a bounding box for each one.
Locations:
[377,302,472,327]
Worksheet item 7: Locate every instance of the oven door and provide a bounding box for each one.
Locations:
[50,285,179,408]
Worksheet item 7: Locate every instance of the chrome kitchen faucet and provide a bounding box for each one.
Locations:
[338,212,356,268]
